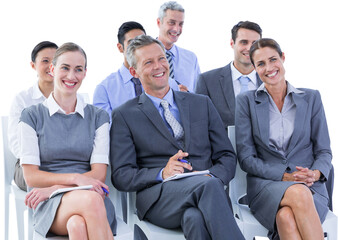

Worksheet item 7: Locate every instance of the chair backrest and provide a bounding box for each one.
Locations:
[228,125,248,205]
[2,116,17,187]
[105,165,126,220]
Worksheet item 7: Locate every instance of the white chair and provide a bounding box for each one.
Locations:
[227,125,337,240]
[127,192,186,240]
[2,115,33,240]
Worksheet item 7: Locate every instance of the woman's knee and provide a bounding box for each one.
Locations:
[276,207,297,231]
[67,215,87,237]
[283,184,313,208]
[74,191,106,217]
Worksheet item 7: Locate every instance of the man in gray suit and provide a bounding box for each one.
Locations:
[195,21,262,130]
[110,35,244,240]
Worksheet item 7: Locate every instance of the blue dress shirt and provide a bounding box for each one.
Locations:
[93,64,179,121]
[168,44,201,92]
[146,89,182,137]
[146,89,183,181]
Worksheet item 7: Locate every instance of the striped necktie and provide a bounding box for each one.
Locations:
[166,51,175,79]
[160,100,185,148]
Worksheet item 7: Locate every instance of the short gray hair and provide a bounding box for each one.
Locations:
[158,1,184,22]
[126,35,165,69]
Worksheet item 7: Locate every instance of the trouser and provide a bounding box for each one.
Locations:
[144,176,244,240]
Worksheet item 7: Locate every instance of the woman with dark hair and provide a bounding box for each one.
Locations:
[19,42,116,239]
[236,38,331,240]
[8,41,58,191]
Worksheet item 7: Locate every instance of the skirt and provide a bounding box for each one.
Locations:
[33,191,117,237]
[249,181,329,240]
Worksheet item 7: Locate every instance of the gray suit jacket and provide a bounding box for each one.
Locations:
[110,91,237,219]
[195,63,262,129]
[235,88,332,203]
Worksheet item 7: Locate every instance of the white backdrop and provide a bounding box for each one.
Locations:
[0,0,337,237]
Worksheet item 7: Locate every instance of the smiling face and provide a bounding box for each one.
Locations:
[31,47,56,83]
[50,51,86,96]
[157,9,184,50]
[129,43,170,97]
[231,28,261,72]
[252,47,286,87]
[117,28,146,68]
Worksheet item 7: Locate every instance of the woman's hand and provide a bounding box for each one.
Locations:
[25,185,60,209]
[73,174,109,198]
[282,166,320,187]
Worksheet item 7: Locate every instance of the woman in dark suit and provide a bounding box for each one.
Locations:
[235,38,332,240]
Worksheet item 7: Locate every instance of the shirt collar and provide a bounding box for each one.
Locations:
[120,64,134,84]
[255,81,304,97]
[32,82,47,100]
[166,44,177,57]
[145,88,174,109]
[44,93,86,118]
[230,61,257,85]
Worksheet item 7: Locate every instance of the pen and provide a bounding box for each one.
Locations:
[178,159,192,166]
[102,187,109,195]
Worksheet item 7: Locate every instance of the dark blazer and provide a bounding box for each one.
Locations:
[195,63,262,129]
[235,88,332,202]
[110,91,237,219]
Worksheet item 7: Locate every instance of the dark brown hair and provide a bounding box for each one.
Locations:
[249,38,282,66]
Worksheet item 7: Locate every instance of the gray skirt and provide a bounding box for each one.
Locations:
[249,181,329,240]
[33,191,117,237]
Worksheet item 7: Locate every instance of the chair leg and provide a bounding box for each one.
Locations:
[14,197,26,240]
[5,191,9,240]
[28,207,34,240]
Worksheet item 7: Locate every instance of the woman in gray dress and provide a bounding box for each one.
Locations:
[235,38,331,240]
[20,42,116,239]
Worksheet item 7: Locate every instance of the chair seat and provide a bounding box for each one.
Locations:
[137,220,185,240]
[322,210,337,240]
[233,203,268,239]
[127,192,185,240]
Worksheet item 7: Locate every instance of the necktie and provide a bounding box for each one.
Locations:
[131,77,142,96]
[239,76,250,93]
[160,100,184,143]
[166,51,175,80]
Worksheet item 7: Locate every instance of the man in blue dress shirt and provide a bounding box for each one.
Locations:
[93,21,179,120]
[157,1,201,92]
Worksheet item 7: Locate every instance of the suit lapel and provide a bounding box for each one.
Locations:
[173,92,190,151]
[286,93,308,155]
[220,64,236,117]
[138,93,180,148]
[255,91,270,147]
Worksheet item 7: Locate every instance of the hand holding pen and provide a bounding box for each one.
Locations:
[162,150,192,180]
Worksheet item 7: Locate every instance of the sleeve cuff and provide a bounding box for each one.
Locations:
[20,156,40,166]
[90,154,109,165]
[156,168,164,182]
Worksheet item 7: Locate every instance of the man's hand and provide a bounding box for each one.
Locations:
[162,150,192,179]
[178,84,189,92]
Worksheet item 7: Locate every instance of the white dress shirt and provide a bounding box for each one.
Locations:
[230,61,258,97]
[8,82,47,158]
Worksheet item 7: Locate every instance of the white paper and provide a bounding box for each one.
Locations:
[49,185,93,199]
[163,170,210,182]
